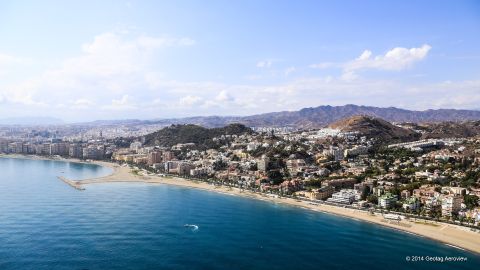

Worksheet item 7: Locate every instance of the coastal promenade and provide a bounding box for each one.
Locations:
[1,154,479,254]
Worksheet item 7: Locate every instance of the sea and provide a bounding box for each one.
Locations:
[0,157,479,269]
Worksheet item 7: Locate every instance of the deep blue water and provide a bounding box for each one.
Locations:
[0,157,479,270]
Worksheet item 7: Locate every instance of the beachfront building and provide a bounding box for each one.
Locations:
[82,145,105,160]
[402,197,420,211]
[441,195,463,217]
[69,144,83,159]
[147,151,163,165]
[308,186,334,201]
[322,178,356,190]
[50,142,69,156]
[378,193,398,209]
[326,189,357,204]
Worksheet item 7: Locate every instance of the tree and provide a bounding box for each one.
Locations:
[213,160,227,171]
[361,186,371,200]
[464,194,479,210]
[267,170,283,185]
[367,195,378,204]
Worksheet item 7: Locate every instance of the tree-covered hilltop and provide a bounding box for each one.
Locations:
[142,123,254,150]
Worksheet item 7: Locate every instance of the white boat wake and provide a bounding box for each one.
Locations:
[184,224,199,231]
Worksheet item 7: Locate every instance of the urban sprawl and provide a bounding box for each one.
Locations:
[1,125,480,227]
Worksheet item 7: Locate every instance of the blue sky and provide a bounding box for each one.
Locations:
[0,0,479,121]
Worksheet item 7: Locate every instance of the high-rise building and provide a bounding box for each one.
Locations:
[257,155,269,172]
[441,195,463,217]
[82,145,105,160]
[50,142,69,156]
[323,146,344,161]
[69,144,83,159]
[147,151,163,165]
[163,151,175,161]
[0,140,9,153]
[42,143,51,155]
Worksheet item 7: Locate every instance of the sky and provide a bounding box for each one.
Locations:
[0,0,479,122]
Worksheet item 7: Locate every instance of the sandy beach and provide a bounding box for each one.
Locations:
[1,154,480,254]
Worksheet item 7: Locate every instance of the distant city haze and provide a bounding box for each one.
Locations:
[0,0,479,121]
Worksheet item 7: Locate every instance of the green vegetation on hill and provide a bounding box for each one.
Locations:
[143,123,253,150]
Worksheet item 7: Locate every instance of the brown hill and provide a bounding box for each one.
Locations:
[329,115,421,143]
[419,121,480,139]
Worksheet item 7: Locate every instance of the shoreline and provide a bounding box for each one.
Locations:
[1,154,480,255]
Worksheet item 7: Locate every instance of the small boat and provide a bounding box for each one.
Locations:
[184,224,199,230]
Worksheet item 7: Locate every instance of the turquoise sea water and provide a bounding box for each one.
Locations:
[0,157,479,270]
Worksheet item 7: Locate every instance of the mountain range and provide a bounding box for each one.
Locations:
[4,105,480,129]
[145,104,480,129]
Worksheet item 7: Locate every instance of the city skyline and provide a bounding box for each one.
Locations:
[0,0,479,121]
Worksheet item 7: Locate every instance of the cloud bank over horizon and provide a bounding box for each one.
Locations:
[0,1,478,121]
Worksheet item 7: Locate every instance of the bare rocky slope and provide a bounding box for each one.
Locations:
[328,115,421,143]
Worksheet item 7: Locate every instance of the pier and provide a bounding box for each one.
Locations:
[58,176,85,190]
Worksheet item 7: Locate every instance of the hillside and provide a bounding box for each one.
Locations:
[419,121,480,139]
[143,123,253,149]
[328,115,421,143]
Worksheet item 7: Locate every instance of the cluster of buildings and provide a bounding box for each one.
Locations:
[388,138,463,152]
[0,139,114,160]
[2,123,480,225]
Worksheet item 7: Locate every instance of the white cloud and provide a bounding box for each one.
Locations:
[201,90,236,108]
[152,98,163,105]
[340,71,358,81]
[0,53,30,78]
[1,37,478,121]
[103,95,137,110]
[0,31,195,115]
[179,95,203,106]
[136,35,195,48]
[284,66,296,76]
[309,45,431,81]
[215,90,234,102]
[338,44,432,81]
[344,44,431,72]
[0,53,24,66]
[309,62,336,69]
[72,98,95,109]
[256,60,272,68]
[357,50,372,61]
